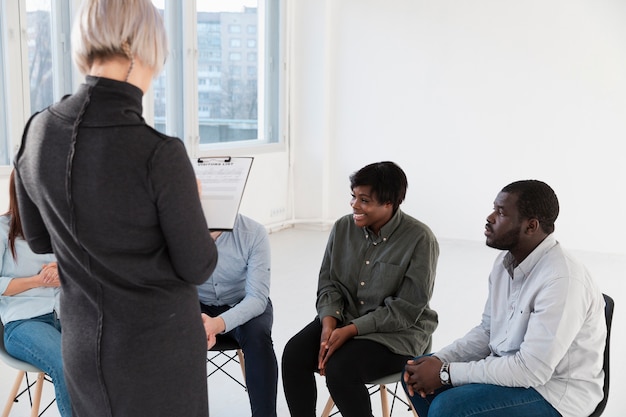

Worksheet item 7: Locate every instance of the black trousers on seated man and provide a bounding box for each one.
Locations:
[201,300,278,417]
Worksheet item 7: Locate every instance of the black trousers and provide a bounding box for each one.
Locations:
[281,317,411,417]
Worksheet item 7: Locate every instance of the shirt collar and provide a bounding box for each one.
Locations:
[503,234,558,279]
[362,209,404,245]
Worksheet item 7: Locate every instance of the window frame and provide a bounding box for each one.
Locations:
[0,5,8,169]
[0,0,284,169]
[152,0,283,157]
[0,0,74,169]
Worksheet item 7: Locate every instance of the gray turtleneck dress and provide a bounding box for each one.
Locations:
[14,76,217,417]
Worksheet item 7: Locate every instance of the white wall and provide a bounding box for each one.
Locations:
[237,151,290,224]
[2,0,625,256]
[290,0,626,255]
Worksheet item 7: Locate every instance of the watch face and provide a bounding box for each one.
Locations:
[441,371,450,382]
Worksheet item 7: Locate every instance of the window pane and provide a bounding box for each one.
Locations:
[153,69,167,134]
[151,1,188,140]
[197,1,259,144]
[0,10,8,165]
[149,0,277,148]
[26,0,54,113]
[152,2,166,134]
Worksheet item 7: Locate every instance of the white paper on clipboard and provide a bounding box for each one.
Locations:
[194,156,253,230]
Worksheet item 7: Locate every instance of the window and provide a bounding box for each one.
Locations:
[229,65,242,77]
[194,1,279,146]
[23,0,72,118]
[26,1,54,113]
[152,0,280,149]
[0,0,281,166]
[0,0,73,166]
[153,0,279,150]
[0,12,8,165]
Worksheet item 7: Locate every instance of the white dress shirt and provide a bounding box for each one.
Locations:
[436,235,606,417]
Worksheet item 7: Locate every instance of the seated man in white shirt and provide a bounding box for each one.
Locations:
[402,179,606,417]
[199,213,278,417]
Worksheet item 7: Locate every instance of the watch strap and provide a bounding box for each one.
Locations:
[440,361,451,386]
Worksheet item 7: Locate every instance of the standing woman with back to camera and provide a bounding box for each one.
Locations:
[13,1,217,416]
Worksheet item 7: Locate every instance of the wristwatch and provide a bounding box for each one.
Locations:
[439,362,451,386]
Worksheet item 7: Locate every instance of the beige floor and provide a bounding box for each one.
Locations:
[1,226,624,416]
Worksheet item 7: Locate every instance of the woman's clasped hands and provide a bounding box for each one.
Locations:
[38,262,60,287]
[317,316,358,375]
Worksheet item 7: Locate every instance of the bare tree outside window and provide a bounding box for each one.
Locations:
[0,18,7,165]
[26,2,54,113]
[150,0,274,147]
[196,4,259,143]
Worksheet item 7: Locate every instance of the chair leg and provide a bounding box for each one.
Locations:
[404,390,419,417]
[236,349,246,384]
[29,373,44,417]
[322,382,419,417]
[2,371,25,417]
[379,384,390,417]
[321,396,335,417]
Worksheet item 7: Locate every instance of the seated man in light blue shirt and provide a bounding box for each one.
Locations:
[199,213,278,417]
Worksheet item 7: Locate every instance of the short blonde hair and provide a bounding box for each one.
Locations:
[71,0,168,76]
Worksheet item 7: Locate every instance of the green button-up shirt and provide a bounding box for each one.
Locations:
[316,209,439,356]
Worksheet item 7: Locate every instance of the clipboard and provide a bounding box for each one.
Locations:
[194,156,254,230]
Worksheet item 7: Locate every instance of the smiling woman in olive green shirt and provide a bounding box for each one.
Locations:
[282,161,439,417]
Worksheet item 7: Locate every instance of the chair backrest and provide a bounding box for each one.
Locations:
[588,293,614,417]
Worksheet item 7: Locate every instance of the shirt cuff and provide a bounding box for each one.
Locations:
[351,316,375,335]
[317,306,342,322]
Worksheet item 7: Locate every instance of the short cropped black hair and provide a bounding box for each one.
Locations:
[501,180,559,234]
[349,161,407,212]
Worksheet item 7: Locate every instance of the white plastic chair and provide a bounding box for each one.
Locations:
[321,372,418,417]
[0,321,54,417]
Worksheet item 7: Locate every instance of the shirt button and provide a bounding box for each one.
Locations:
[360,281,365,286]
[360,301,365,305]
[335,310,340,315]
[365,260,370,265]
